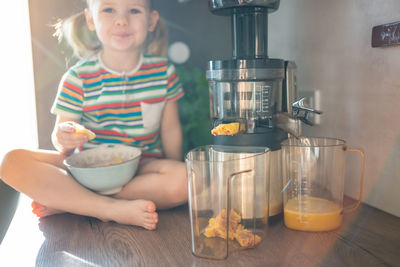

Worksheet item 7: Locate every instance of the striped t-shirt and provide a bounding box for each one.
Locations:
[51,54,184,161]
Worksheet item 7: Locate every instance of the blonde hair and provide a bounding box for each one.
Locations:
[54,0,168,59]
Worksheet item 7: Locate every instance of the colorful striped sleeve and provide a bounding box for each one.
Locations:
[166,63,184,102]
[51,69,84,120]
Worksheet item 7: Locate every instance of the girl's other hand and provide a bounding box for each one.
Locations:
[53,121,89,155]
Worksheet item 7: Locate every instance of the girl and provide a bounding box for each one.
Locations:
[0,0,188,230]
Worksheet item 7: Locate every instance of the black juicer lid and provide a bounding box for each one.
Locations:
[208,0,280,15]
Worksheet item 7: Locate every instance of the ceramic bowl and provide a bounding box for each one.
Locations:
[64,144,141,195]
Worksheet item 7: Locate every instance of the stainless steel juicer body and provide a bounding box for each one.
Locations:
[207,0,321,217]
[207,59,298,151]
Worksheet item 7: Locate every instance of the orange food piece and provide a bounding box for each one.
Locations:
[235,225,262,247]
[204,209,241,240]
[204,218,218,238]
[113,157,123,164]
[203,209,261,247]
[73,123,96,140]
[108,157,123,166]
[211,123,240,136]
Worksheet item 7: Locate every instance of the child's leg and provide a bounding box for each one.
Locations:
[114,159,188,210]
[0,149,158,229]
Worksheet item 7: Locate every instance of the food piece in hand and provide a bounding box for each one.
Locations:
[73,123,96,140]
[211,122,240,136]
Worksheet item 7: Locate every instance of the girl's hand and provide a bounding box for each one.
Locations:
[53,121,90,155]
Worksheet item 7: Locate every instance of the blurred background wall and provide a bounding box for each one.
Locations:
[268,0,400,217]
[29,0,399,217]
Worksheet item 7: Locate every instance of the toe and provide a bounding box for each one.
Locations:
[145,212,158,222]
[145,216,158,225]
[32,206,43,215]
[145,223,157,230]
[31,201,40,209]
[146,201,156,212]
[32,209,43,218]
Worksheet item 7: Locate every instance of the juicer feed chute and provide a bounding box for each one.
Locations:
[206,0,321,217]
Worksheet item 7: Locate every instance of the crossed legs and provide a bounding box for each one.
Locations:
[0,149,188,229]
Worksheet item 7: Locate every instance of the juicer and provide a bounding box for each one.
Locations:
[206,0,322,217]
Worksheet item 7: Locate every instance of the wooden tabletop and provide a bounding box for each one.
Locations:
[1,195,399,267]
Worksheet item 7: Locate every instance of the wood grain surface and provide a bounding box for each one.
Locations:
[21,200,398,267]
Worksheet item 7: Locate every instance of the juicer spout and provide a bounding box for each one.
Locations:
[292,98,323,126]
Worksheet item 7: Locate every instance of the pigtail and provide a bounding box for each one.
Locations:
[54,11,101,59]
[145,16,168,57]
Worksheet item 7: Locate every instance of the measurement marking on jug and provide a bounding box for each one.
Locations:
[255,85,271,113]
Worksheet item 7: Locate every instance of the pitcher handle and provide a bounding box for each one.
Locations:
[226,169,255,248]
[343,147,365,213]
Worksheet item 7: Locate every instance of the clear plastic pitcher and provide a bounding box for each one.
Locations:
[186,145,270,259]
[281,137,365,232]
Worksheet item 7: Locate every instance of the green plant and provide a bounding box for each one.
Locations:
[176,66,211,157]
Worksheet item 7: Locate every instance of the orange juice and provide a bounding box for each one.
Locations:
[284,196,343,231]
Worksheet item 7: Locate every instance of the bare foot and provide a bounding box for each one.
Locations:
[105,199,158,230]
[31,201,64,218]
[32,199,158,230]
